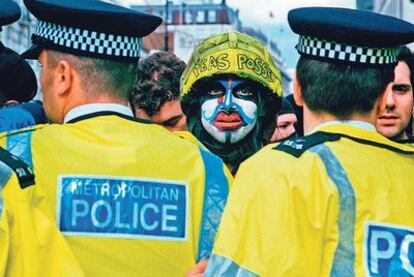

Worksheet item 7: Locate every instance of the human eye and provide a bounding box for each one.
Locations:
[163,118,179,127]
[393,84,411,94]
[207,88,225,97]
[162,115,183,128]
[278,123,289,129]
[235,87,254,97]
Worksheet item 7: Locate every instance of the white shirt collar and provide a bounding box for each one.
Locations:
[309,120,376,134]
[64,103,134,123]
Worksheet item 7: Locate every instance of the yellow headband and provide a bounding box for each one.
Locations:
[180,31,283,97]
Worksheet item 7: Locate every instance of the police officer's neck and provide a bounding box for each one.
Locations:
[303,105,378,135]
[59,93,129,124]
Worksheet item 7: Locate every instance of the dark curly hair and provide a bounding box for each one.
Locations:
[397,46,414,137]
[398,46,414,86]
[130,52,186,116]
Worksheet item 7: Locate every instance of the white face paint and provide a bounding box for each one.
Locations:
[200,78,258,144]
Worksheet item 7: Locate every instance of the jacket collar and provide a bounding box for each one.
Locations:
[64,103,133,123]
[318,123,414,153]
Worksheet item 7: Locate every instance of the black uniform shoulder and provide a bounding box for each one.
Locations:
[273,131,341,158]
[0,146,35,188]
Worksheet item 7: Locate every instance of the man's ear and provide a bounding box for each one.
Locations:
[55,59,73,97]
[293,74,304,107]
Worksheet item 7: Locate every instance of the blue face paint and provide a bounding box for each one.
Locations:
[200,77,259,144]
[202,79,256,126]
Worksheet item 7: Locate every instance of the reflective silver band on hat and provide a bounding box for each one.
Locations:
[296,36,399,65]
[33,20,142,58]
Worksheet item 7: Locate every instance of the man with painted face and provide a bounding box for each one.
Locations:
[181,32,282,174]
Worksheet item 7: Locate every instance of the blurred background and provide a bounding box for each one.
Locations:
[1,0,413,96]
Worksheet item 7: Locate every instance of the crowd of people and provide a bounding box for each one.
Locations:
[1,0,414,276]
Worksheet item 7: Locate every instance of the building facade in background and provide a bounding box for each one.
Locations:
[358,0,414,49]
[132,0,291,94]
[132,1,241,61]
[373,0,414,23]
[1,0,292,95]
[0,0,32,54]
[0,0,124,53]
[356,0,373,10]
[1,0,41,98]
[0,0,135,99]
[360,0,414,23]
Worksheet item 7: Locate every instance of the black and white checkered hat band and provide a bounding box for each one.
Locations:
[296,36,399,65]
[33,20,142,59]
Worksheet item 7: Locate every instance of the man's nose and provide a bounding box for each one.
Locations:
[288,124,296,134]
[223,89,233,109]
[385,90,396,109]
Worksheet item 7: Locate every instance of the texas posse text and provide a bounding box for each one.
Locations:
[191,53,276,83]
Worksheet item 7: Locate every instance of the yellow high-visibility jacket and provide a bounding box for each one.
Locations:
[173,131,234,177]
[205,124,414,277]
[0,113,231,277]
[174,130,208,149]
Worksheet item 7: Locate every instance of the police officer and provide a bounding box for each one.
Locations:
[203,7,414,276]
[0,0,39,132]
[0,0,231,276]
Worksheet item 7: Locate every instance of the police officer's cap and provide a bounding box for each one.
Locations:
[21,0,162,61]
[0,44,37,102]
[288,7,414,67]
[0,0,21,30]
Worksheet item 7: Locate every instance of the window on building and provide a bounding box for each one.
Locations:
[167,12,173,24]
[196,10,205,23]
[208,10,216,23]
[22,9,31,21]
[185,10,192,24]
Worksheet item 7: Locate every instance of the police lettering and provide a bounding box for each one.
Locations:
[71,199,178,232]
[59,177,187,240]
[282,140,304,150]
[192,53,230,77]
[70,181,180,201]
[237,54,275,82]
[366,223,414,276]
